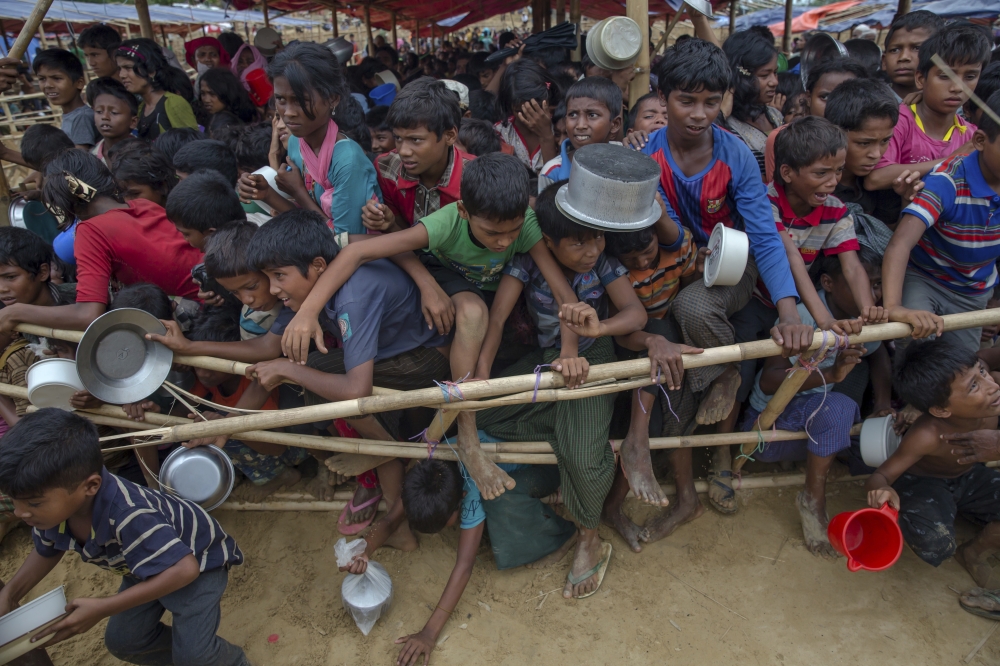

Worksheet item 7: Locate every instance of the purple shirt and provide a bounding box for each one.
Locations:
[876,104,976,169]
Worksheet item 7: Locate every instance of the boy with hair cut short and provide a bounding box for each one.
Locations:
[538,77,623,192]
[866,339,1000,585]
[881,10,945,103]
[0,123,74,176]
[365,105,396,154]
[78,23,122,80]
[86,77,137,164]
[883,90,1000,353]
[172,138,240,187]
[32,49,99,149]
[0,409,249,666]
[165,170,246,250]
[111,142,177,207]
[968,62,1000,126]
[220,124,274,225]
[628,91,668,136]
[456,118,501,156]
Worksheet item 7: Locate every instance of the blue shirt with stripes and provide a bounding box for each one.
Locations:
[32,468,243,580]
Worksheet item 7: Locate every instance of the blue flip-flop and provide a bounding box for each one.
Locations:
[567,541,612,599]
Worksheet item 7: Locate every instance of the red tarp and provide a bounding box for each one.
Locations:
[767,0,863,35]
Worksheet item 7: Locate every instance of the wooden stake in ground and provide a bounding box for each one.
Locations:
[626,0,650,108]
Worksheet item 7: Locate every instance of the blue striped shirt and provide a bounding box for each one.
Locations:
[903,151,1000,295]
[32,468,242,580]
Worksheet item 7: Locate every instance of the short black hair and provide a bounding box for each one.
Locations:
[497,59,560,123]
[0,226,53,277]
[85,76,138,115]
[973,62,1000,115]
[565,76,623,119]
[460,152,529,220]
[32,48,84,81]
[43,149,121,219]
[166,170,245,233]
[805,58,869,93]
[218,32,245,58]
[458,118,501,156]
[468,52,499,78]
[333,94,371,153]
[628,91,661,127]
[536,180,593,242]
[226,123,272,173]
[246,209,339,276]
[155,127,205,166]
[776,72,805,116]
[844,38,882,77]
[386,78,461,139]
[884,9,944,49]
[655,38,730,99]
[111,143,177,198]
[723,30,779,122]
[774,116,847,180]
[78,23,121,55]
[365,105,391,132]
[824,78,899,131]
[0,409,103,498]
[268,41,349,121]
[893,338,980,412]
[172,139,240,187]
[20,124,74,170]
[605,227,655,257]
[917,23,992,77]
[400,459,462,533]
[189,307,241,344]
[204,220,259,279]
[111,282,173,320]
[469,89,500,123]
[207,111,243,141]
[817,244,881,279]
[976,90,1000,142]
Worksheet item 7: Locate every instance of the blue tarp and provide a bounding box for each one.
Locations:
[916,0,1000,17]
[734,5,809,31]
[0,0,314,28]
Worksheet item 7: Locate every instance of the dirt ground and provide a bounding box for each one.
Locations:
[1,478,997,666]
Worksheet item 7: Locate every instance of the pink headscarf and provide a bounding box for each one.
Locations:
[231,44,268,87]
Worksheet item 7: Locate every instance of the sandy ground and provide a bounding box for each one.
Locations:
[1,477,998,666]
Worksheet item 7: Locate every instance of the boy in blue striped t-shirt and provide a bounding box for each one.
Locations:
[883,90,1000,352]
[0,409,249,666]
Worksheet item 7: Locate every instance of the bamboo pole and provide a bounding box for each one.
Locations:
[782,0,793,53]
[36,27,48,50]
[134,0,154,40]
[662,9,685,50]
[390,11,397,49]
[364,4,375,57]
[626,0,650,108]
[569,0,581,59]
[263,0,270,29]
[332,9,338,39]
[555,0,565,25]
[733,363,812,473]
[729,0,737,37]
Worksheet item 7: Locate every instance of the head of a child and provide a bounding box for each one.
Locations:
[172,139,240,187]
[562,77,622,150]
[776,72,808,124]
[775,116,846,211]
[469,89,500,124]
[111,282,173,320]
[204,221,277,313]
[536,180,605,273]
[385,79,461,177]
[843,38,883,78]
[722,30,779,124]
[110,142,177,206]
[199,68,257,124]
[165,170,246,249]
[456,153,530,253]
[497,59,560,131]
[655,39,731,145]
[400,459,462,533]
[365,105,395,154]
[19,124,74,172]
[971,91,1000,181]
[246,209,338,312]
[457,118,501,156]
[469,52,500,90]
[222,123,271,176]
[968,62,1000,125]
[0,409,104,530]
[894,338,1000,419]
[816,246,882,318]
[32,49,85,109]
[604,227,658,273]
[805,58,868,118]
[188,308,242,388]
[116,38,172,96]
[268,41,349,143]
[155,128,206,168]
[86,77,137,143]
[629,91,667,135]
[0,227,54,307]
[883,11,944,93]
[43,149,121,221]
[78,23,122,79]
[824,79,899,182]
[916,24,992,116]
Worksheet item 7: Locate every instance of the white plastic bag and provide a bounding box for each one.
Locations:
[335,538,393,636]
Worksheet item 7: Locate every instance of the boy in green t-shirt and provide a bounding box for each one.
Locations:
[279,153,580,499]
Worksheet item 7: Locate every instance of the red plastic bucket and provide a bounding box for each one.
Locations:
[245,68,273,107]
[827,503,903,572]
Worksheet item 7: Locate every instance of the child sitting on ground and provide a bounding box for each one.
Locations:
[33,49,99,150]
[110,142,177,206]
[0,409,248,665]
[86,77,136,165]
[881,10,944,103]
[365,105,396,154]
[867,339,1000,586]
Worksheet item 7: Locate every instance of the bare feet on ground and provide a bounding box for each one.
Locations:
[954,542,999,588]
[341,484,382,526]
[541,488,562,505]
[563,530,603,599]
[236,468,301,503]
[526,533,576,568]
[457,426,515,499]
[639,491,704,544]
[696,365,741,425]
[796,491,839,558]
[304,466,339,501]
[362,520,419,552]
[619,431,669,506]
[708,447,737,513]
[960,588,1000,613]
[602,500,645,553]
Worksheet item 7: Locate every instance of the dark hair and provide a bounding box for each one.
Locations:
[155,127,205,166]
[32,48,84,81]
[172,139,240,187]
[893,338,980,412]
[20,124,74,170]
[111,143,177,198]
[565,76,623,119]
[976,90,1000,141]
[78,23,121,55]
[605,227,655,257]
[246,209,339,275]
[400,459,462,533]
[207,111,244,140]
[386,78,461,139]
[225,123,272,173]
[824,78,899,131]
[497,59,559,124]
[884,10,944,49]
[160,62,196,101]
[199,68,258,123]
[204,220,259,279]
[723,30,779,122]
[189,307,241,343]
[469,89,500,123]
[774,116,847,179]
[468,52,499,78]
[805,58,869,93]
[0,226,53,277]
[85,76,138,116]
[628,91,661,127]
[117,38,173,92]
[0,409,103,498]
[218,32,245,58]
[333,94,371,152]
[535,180,593,241]
[655,38,730,99]
[973,62,1000,116]
[918,23,993,77]
[166,170,245,232]
[844,39,882,77]
[110,282,172,320]
[365,105,391,132]
[43,149,120,218]
[458,118,501,156]
[268,41,349,121]
[498,31,517,50]
[817,244,881,280]
[460,152,529,220]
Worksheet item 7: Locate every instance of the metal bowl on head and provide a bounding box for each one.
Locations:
[26,358,86,411]
[158,445,235,511]
[76,308,174,405]
[555,143,661,231]
[586,16,642,71]
[0,586,66,664]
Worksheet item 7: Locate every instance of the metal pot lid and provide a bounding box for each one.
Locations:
[158,445,235,511]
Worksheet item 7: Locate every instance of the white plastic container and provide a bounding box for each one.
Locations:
[0,586,67,664]
[703,223,750,287]
[25,358,85,411]
[860,415,901,467]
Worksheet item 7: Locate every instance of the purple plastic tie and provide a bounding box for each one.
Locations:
[656,368,680,422]
[410,428,440,459]
[532,364,553,402]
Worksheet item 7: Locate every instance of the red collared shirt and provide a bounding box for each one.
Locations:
[375,146,474,227]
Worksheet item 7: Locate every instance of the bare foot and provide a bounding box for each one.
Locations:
[960,588,1000,613]
[304,465,337,501]
[796,491,839,558]
[457,425,514,499]
[540,488,562,505]
[602,502,644,553]
[696,365,741,425]
[364,519,419,552]
[237,468,301,503]
[708,448,737,514]
[341,484,383,526]
[526,533,576,568]
[620,430,668,506]
[639,492,704,544]
[563,530,604,599]
[955,543,997,588]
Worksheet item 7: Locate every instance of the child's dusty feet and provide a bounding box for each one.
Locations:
[954,543,997,587]
[304,465,338,501]
[708,448,738,514]
[526,533,576,568]
[796,491,839,558]
[236,468,301,503]
[696,366,741,425]
[960,587,1000,614]
[563,530,605,599]
[620,431,668,506]
[369,519,418,552]
[602,502,645,553]
[541,488,562,505]
[639,492,704,544]
[341,484,383,526]
[456,424,515,499]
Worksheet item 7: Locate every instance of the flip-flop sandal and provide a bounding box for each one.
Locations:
[568,541,612,600]
[337,492,383,536]
[708,470,739,515]
[960,588,1000,620]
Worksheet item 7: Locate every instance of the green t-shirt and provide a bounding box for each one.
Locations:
[419,203,542,291]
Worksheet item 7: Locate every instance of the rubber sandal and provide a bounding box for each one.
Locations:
[567,541,612,599]
[960,588,1000,620]
[337,491,383,536]
[708,470,739,515]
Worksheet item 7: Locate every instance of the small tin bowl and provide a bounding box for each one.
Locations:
[703,223,750,287]
[26,358,85,411]
[860,415,901,468]
[0,586,67,664]
[586,16,642,71]
[158,445,235,511]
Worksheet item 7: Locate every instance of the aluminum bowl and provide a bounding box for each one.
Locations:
[586,17,642,71]
[158,445,235,511]
[0,586,66,663]
[7,197,26,229]
[860,415,901,468]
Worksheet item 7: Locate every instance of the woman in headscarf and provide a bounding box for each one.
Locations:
[184,36,231,75]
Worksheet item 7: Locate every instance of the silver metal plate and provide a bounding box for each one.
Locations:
[158,445,235,511]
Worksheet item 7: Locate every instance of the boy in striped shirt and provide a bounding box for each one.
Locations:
[883,90,1000,352]
[0,409,249,666]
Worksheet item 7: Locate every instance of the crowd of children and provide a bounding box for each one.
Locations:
[0,12,1000,664]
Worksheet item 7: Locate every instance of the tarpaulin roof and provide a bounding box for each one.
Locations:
[767,0,862,35]
[916,0,1000,17]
